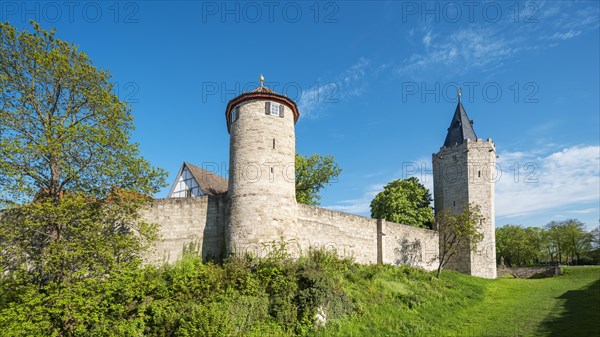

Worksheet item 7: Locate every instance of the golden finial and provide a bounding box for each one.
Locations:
[458,85,462,101]
[260,74,264,87]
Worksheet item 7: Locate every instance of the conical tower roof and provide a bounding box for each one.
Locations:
[443,100,477,147]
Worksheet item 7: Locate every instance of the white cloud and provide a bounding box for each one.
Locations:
[396,2,599,76]
[546,2,600,31]
[567,207,599,215]
[546,30,582,41]
[325,145,600,223]
[397,27,519,75]
[297,84,338,119]
[496,145,600,217]
[297,58,371,118]
[325,183,383,214]
[422,30,433,48]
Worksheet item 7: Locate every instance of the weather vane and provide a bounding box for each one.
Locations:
[260,74,264,87]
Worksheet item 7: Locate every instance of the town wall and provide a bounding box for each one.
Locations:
[140,194,227,264]
[142,200,440,272]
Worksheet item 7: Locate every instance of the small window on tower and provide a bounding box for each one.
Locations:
[231,107,239,124]
[270,103,280,116]
[185,189,192,198]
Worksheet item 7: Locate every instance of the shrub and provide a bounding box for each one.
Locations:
[0,246,361,336]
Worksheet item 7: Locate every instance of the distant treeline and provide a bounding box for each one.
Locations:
[496,219,600,267]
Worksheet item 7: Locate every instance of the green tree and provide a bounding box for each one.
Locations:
[592,224,600,249]
[526,226,545,264]
[540,228,557,262]
[435,203,485,277]
[496,225,544,266]
[0,21,165,285]
[295,153,342,206]
[370,177,434,229]
[0,21,166,206]
[545,221,567,264]
[589,224,600,263]
[0,190,157,286]
[561,219,592,264]
[542,219,593,265]
[496,225,521,266]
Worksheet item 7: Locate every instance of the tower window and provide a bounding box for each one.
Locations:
[185,189,192,198]
[231,107,239,124]
[478,171,481,178]
[272,138,276,149]
[265,102,285,117]
[453,201,456,206]
[270,167,274,174]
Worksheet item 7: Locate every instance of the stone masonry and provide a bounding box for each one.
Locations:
[432,139,497,278]
[226,94,298,256]
[142,82,497,279]
[141,194,227,264]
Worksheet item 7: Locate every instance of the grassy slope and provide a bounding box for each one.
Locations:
[312,266,600,337]
[447,267,600,337]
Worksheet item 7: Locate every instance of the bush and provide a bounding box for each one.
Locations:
[0,246,358,336]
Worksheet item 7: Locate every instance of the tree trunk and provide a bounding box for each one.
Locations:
[49,154,61,202]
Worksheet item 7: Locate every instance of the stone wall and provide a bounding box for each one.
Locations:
[380,220,439,271]
[141,194,227,264]
[297,204,439,270]
[142,198,440,273]
[497,266,561,278]
[296,204,379,264]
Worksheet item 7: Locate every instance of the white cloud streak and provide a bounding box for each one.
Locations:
[396,2,599,76]
[325,183,383,214]
[545,30,581,41]
[297,58,372,118]
[397,27,520,75]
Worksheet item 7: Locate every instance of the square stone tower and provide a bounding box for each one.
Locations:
[432,98,497,279]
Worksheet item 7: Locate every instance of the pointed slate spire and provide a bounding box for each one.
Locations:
[443,88,477,147]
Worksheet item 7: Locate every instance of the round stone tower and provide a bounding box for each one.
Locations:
[224,78,300,257]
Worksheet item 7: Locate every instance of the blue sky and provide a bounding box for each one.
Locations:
[3,1,599,229]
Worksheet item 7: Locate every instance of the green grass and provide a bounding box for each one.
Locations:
[3,248,597,336]
[312,266,600,337]
[445,267,600,337]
